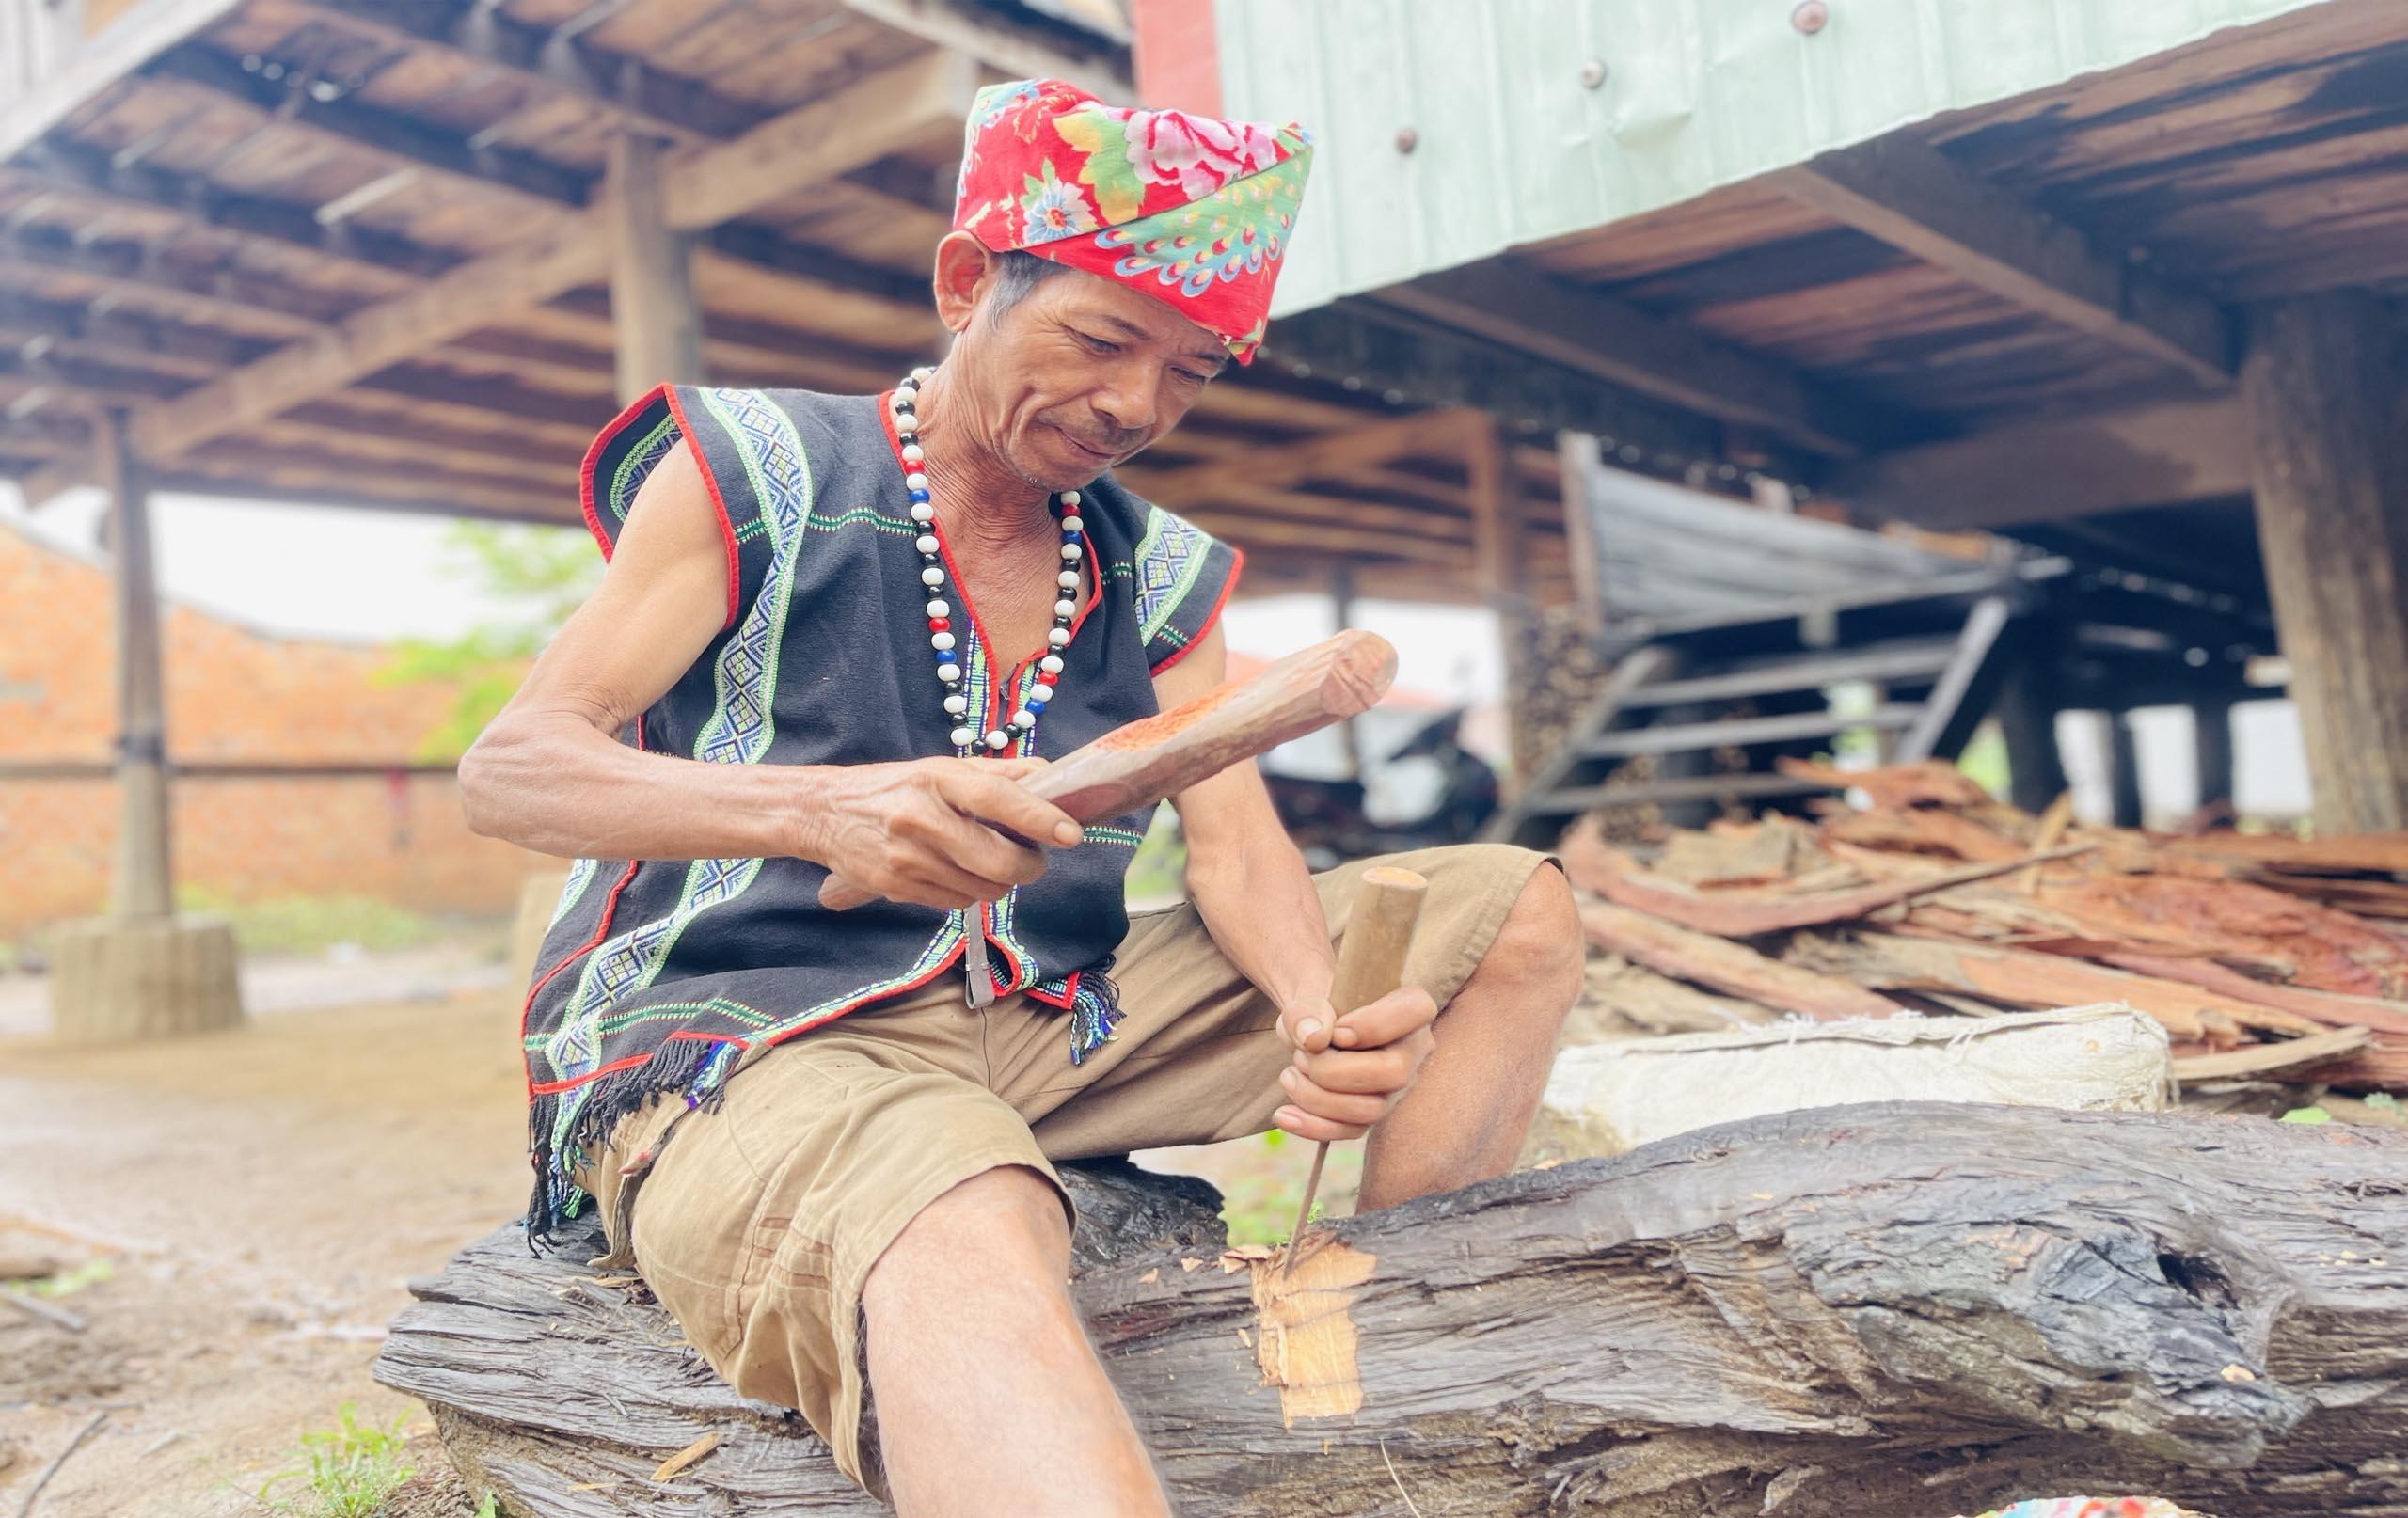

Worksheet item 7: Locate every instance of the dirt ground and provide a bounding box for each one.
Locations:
[0,976,1341,1517]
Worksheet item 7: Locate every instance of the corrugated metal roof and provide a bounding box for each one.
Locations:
[1217,0,2333,317]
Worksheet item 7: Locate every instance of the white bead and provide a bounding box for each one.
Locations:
[1060,515,1084,535]
[1059,570,1080,589]
[1054,598,1076,618]
[950,726,974,748]
[1059,490,1081,507]
[921,566,945,586]
[901,442,925,464]
[930,631,956,652]
[925,598,949,619]
[943,693,968,715]
[911,502,935,523]
[1060,543,1083,561]
[1047,627,1070,648]
[1040,655,1064,674]
[905,472,928,492]
[1012,707,1036,727]
[915,534,940,555]
[895,412,917,434]
[912,365,935,383]
[938,662,961,682]
[986,729,1010,749]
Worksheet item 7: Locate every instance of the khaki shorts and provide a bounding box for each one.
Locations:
[572,843,1547,1486]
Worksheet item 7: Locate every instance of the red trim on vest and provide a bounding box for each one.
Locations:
[1149,544,1244,676]
[517,719,649,1104]
[577,383,669,558]
[659,386,743,633]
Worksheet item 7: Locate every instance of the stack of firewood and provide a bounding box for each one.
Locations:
[1560,758,2408,1093]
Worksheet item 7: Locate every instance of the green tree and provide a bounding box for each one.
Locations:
[380,521,599,760]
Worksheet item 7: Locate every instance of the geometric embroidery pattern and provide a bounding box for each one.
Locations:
[1133,504,1212,646]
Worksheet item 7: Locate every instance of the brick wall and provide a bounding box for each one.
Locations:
[0,520,542,933]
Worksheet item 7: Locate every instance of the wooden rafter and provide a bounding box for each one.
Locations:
[0,0,246,162]
[1826,397,2246,530]
[1128,406,1485,506]
[16,49,980,505]
[840,0,1128,97]
[1773,135,2234,389]
[1371,257,1903,458]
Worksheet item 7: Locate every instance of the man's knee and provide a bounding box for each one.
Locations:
[865,1164,1071,1312]
[1475,859,1586,1011]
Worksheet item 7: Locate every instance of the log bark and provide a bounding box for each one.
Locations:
[378,1107,2408,1517]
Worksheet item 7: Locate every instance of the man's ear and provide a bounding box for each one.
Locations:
[931,232,995,336]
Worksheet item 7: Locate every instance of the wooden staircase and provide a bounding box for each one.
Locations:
[1489,451,2059,847]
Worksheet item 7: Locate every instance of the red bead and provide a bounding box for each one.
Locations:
[928,617,950,632]
[1037,672,1058,687]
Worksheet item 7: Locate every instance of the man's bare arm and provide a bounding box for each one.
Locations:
[459,443,1082,908]
[1162,624,1439,1143]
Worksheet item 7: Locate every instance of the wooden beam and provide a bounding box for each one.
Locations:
[116,51,976,478]
[840,0,1128,98]
[606,132,704,403]
[1261,302,1728,471]
[0,0,245,163]
[1774,135,2233,389]
[1373,257,1895,458]
[1824,398,2247,530]
[2242,293,2408,834]
[1557,431,1607,640]
[1130,407,1481,506]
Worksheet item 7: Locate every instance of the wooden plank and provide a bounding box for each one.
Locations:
[606,131,704,403]
[1556,431,1605,640]
[1620,640,1960,709]
[110,51,974,479]
[1579,901,1900,1021]
[0,0,245,163]
[1824,398,2248,530]
[1772,134,2233,388]
[1519,772,1836,817]
[1580,704,1919,761]
[1483,643,1674,846]
[1374,256,1896,458]
[1131,406,1480,508]
[1894,594,2011,762]
[2242,293,2408,835]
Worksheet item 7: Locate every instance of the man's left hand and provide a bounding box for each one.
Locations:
[1271,987,1438,1143]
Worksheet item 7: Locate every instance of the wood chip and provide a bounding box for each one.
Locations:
[2171,1025,2372,1082]
[1179,1257,1203,1273]
[1138,1268,1159,1285]
[651,1431,721,1482]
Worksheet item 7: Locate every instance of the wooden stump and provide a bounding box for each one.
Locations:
[377,1107,2408,1516]
[47,915,242,1041]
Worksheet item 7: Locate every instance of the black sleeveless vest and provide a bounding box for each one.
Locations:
[521,384,1239,1230]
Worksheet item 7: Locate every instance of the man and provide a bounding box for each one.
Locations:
[461,78,1582,1515]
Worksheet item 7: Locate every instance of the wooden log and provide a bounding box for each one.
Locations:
[820,631,1397,909]
[1578,900,1899,1021]
[377,1106,2408,1516]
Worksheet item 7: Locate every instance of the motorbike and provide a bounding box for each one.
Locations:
[1261,707,1500,866]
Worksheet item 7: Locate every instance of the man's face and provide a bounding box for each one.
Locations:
[943,247,1229,491]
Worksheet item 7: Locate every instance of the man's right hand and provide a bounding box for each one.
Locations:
[803,757,1085,911]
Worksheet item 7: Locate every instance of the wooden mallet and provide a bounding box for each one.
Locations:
[1279,864,1427,1272]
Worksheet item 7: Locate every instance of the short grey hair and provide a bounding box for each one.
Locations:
[984,249,1067,320]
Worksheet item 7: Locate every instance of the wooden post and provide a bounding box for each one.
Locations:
[1993,645,2068,815]
[1329,564,1364,778]
[1555,432,1606,641]
[97,406,172,919]
[2242,293,2408,834]
[607,130,705,404]
[1468,415,1538,784]
[2194,698,2236,816]
[50,408,244,1040]
[2107,710,2145,830]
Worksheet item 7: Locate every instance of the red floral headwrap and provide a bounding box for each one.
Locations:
[952,79,1314,364]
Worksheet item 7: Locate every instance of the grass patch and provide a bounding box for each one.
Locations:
[174,887,442,958]
[256,1403,415,1518]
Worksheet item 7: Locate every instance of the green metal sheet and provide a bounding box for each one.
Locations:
[1216,0,2336,317]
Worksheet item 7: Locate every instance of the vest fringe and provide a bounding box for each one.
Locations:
[1068,957,1125,1065]
[524,1038,739,1248]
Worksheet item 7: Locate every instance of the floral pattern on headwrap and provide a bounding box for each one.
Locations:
[955,79,1313,363]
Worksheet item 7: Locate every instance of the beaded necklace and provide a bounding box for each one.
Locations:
[891,366,1085,758]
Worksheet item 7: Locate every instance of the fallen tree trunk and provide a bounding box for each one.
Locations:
[376,1107,2408,1517]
